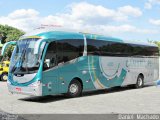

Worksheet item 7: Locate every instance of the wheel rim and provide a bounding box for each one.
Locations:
[3,75,8,81]
[70,84,78,94]
[138,77,143,87]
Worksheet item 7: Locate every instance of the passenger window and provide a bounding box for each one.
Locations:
[87,39,159,57]
[57,39,84,64]
[44,39,84,70]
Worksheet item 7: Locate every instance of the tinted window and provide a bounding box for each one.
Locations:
[43,39,84,71]
[87,39,131,56]
[57,39,84,64]
[87,39,159,57]
[100,42,132,56]
[131,44,159,56]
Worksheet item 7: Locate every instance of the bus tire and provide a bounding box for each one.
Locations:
[67,80,82,98]
[1,73,8,81]
[135,74,144,88]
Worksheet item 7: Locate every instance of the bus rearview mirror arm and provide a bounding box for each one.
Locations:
[1,41,17,56]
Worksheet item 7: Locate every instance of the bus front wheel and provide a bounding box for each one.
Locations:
[135,74,144,88]
[66,80,82,98]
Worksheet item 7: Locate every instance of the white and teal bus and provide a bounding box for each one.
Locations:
[1,31,159,97]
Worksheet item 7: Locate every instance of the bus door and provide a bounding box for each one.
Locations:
[42,41,60,95]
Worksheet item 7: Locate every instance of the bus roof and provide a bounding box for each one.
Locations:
[22,30,157,47]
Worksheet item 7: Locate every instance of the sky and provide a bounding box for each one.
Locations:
[0,0,160,41]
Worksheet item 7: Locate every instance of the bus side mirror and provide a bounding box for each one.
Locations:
[1,41,17,56]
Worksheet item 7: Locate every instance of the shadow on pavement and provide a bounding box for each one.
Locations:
[19,84,154,103]
[0,80,7,83]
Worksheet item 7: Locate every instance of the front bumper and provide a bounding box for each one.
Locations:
[7,82,42,96]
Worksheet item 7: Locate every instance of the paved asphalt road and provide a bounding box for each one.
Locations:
[0,81,160,115]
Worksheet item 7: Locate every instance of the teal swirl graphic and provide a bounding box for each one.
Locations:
[88,56,127,89]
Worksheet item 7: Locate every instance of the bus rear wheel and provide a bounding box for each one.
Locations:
[1,73,8,81]
[67,80,82,98]
[135,75,144,88]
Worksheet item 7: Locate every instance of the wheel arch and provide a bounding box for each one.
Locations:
[71,77,83,90]
[139,73,144,80]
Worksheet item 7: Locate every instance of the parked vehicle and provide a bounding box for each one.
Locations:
[0,61,10,81]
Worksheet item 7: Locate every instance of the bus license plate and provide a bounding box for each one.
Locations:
[15,87,22,92]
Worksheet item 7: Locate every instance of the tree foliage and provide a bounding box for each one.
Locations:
[154,41,160,49]
[148,40,160,54]
[0,24,25,58]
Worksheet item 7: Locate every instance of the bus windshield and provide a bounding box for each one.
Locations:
[10,38,45,74]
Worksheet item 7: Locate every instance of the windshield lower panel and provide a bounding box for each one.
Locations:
[10,38,45,74]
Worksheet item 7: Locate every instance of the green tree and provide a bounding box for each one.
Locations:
[148,40,160,55]
[0,24,25,59]
[154,41,160,48]
[154,41,160,55]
